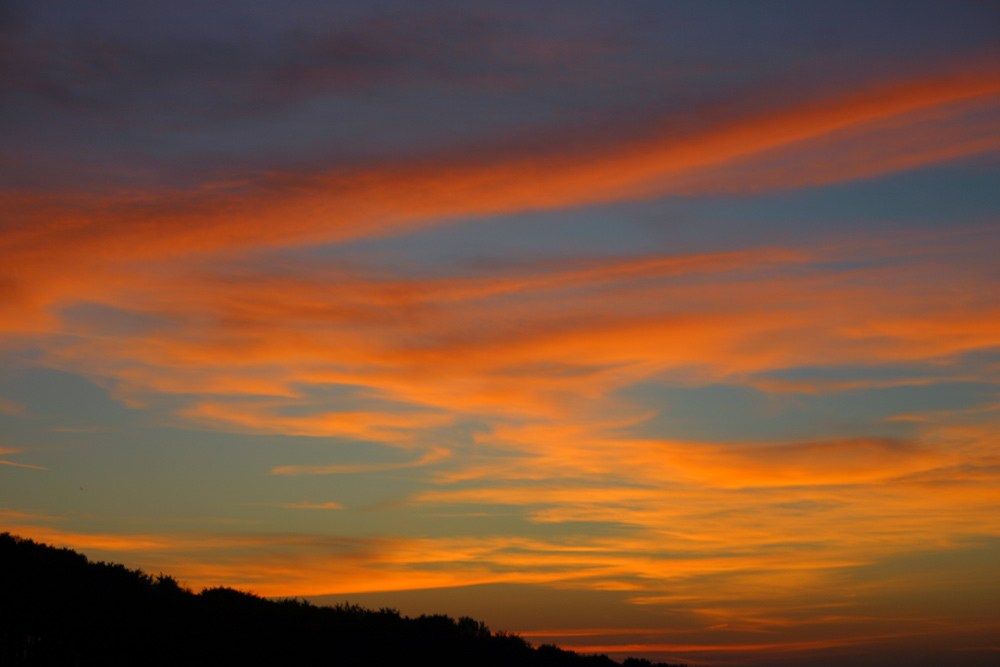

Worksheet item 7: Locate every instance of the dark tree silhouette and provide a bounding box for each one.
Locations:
[0,533,688,667]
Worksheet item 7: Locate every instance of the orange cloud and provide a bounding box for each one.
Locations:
[0,399,25,416]
[658,437,950,488]
[564,633,916,655]
[3,61,999,647]
[50,237,997,390]
[3,61,998,342]
[0,446,48,470]
[0,460,48,470]
[668,98,1000,193]
[14,228,997,504]
[278,502,345,510]
[272,447,451,476]
[9,526,176,552]
[181,400,452,441]
[9,229,995,598]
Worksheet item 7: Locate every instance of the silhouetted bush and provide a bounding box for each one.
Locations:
[0,532,688,667]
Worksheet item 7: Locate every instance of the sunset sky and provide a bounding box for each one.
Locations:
[2,1,999,665]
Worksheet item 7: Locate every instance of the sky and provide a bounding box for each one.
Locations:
[1,1,999,664]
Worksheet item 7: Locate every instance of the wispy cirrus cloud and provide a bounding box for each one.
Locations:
[278,502,344,510]
[3,61,998,344]
[0,459,47,470]
[0,398,25,416]
[0,446,47,470]
[3,5,999,665]
[17,229,1000,448]
[7,228,996,601]
[272,447,451,476]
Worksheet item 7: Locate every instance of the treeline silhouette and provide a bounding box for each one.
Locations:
[1,533,687,667]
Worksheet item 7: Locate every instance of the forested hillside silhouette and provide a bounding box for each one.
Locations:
[1,533,687,667]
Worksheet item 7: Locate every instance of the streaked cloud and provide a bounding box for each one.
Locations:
[3,62,998,348]
[0,446,47,470]
[277,502,345,510]
[273,447,451,476]
[0,460,48,470]
[2,3,998,665]
[0,399,25,416]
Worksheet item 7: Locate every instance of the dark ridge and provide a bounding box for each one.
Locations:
[0,532,688,667]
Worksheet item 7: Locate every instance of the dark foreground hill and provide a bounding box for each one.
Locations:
[1,533,685,667]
